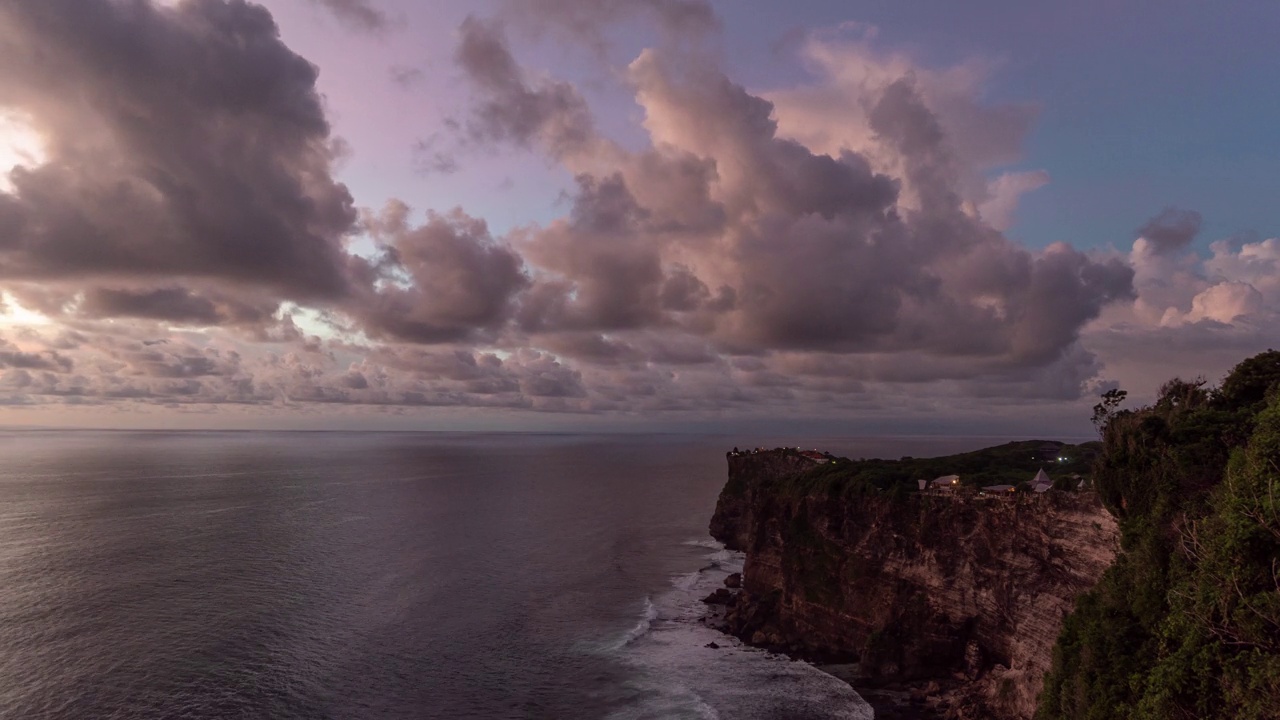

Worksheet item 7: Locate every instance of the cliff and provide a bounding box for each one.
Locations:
[709,450,1119,720]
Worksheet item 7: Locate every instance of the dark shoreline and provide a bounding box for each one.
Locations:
[700,602,949,719]
[815,664,952,720]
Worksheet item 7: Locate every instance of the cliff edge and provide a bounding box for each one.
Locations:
[709,449,1119,720]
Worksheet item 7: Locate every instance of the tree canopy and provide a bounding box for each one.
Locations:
[1037,350,1280,719]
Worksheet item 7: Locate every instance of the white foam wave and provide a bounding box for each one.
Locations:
[706,548,736,568]
[612,596,659,650]
[606,681,721,720]
[607,541,873,720]
[672,570,703,592]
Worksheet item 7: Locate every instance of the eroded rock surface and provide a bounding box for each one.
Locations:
[709,450,1119,720]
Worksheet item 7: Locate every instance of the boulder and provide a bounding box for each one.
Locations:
[701,588,733,605]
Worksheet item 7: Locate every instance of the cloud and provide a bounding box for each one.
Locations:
[765,27,1043,216]
[0,339,72,373]
[1084,225,1280,401]
[0,0,357,317]
[349,202,529,344]
[389,64,425,88]
[5,2,1237,424]
[77,286,278,326]
[436,19,1132,404]
[497,0,718,52]
[1137,207,1202,254]
[979,170,1051,232]
[1183,281,1264,325]
[454,17,602,160]
[306,0,386,32]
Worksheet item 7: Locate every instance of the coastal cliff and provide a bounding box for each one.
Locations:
[708,449,1119,719]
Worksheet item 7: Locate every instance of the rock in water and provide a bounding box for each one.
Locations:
[701,587,733,605]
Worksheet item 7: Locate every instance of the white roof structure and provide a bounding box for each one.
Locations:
[1031,468,1053,492]
[932,474,960,487]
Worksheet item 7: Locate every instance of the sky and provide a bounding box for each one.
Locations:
[0,0,1276,435]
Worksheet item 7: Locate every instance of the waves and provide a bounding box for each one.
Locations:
[603,538,873,720]
[614,597,659,650]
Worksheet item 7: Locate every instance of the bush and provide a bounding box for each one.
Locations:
[1037,351,1280,719]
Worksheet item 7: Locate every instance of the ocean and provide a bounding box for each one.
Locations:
[0,430,995,719]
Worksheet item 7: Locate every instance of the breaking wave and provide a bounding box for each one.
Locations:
[603,538,873,720]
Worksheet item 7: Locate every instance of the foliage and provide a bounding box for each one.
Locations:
[1037,351,1280,720]
[1092,388,1129,436]
[1214,349,1280,414]
[783,440,1099,499]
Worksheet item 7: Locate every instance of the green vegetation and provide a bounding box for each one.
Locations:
[1037,350,1280,720]
[780,439,1098,498]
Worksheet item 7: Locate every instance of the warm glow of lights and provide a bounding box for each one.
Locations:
[0,110,46,193]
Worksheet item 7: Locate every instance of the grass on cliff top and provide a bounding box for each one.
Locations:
[780,439,1099,498]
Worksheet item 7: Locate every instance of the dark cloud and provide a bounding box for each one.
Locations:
[118,345,239,379]
[660,265,711,312]
[0,0,357,307]
[517,174,674,332]
[351,203,529,343]
[1137,207,1202,254]
[454,17,597,159]
[306,0,386,32]
[1008,245,1134,363]
[0,340,72,373]
[79,287,277,326]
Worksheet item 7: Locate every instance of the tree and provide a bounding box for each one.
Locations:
[1091,388,1128,436]
[1215,349,1280,413]
[1154,377,1208,413]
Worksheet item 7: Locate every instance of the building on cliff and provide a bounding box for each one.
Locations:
[798,450,830,464]
[981,484,1016,495]
[1031,468,1053,493]
[931,474,960,490]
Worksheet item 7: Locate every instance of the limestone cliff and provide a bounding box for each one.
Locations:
[709,450,1119,720]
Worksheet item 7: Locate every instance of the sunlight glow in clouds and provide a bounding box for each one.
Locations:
[0,0,1273,432]
[0,294,50,327]
[0,111,44,193]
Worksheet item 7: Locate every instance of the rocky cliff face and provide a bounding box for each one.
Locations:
[709,451,1119,720]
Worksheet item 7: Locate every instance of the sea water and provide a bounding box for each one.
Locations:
[0,430,990,718]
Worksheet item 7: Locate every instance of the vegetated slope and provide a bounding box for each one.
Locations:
[1037,350,1280,720]
[802,439,1098,495]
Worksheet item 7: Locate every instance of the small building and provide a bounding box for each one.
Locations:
[799,450,830,464]
[931,474,960,490]
[980,484,1016,495]
[917,479,928,491]
[1031,468,1053,493]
